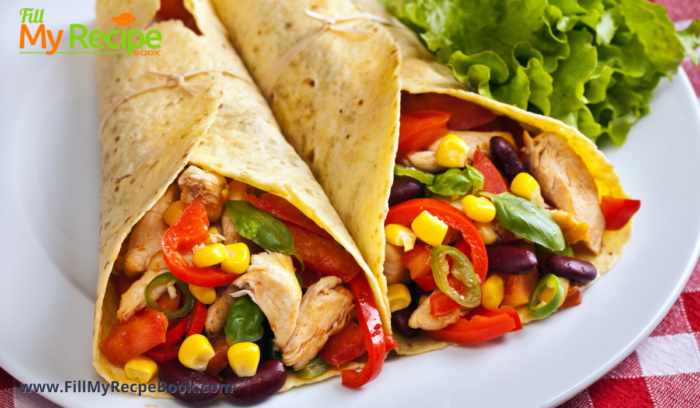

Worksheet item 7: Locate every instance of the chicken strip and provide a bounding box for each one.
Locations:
[234,252,302,348]
[117,252,170,322]
[430,131,516,162]
[409,293,460,331]
[400,151,445,173]
[178,165,228,222]
[384,243,410,285]
[282,276,354,370]
[524,132,605,254]
[123,184,179,276]
[204,285,239,336]
[221,179,247,244]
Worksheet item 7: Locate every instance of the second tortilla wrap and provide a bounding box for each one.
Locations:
[212,0,632,355]
[94,0,387,397]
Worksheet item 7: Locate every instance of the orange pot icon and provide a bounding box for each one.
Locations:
[112,13,136,26]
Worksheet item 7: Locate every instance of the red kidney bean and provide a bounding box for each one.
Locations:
[223,359,286,404]
[389,176,423,207]
[159,359,221,405]
[392,306,418,338]
[486,244,538,275]
[545,256,598,283]
[490,136,527,182]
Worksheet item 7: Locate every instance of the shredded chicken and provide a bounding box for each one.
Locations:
[409,293,460,331]
[523,132,605,253]
[234,252,302,348]
[384,244,410,285]
[123,184,179,276]
[548,209,590,246]
[281,276,354,370]
[117,252,170,322]
[221,180,247,244]
[400,151,445,173]
[205,285,239,336]
[430,131,516,162]
[178,165,227,222]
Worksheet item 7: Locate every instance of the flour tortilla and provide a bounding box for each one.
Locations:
[94,0,385,397]
[211,0,632,356]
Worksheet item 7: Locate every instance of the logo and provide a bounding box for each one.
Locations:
[19,8,162,56]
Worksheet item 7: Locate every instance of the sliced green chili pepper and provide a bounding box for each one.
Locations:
[430,245,481,308]
[528,274,565,319]
[225,296,265,344]
[145,272,194,320]
[294,357,332,379]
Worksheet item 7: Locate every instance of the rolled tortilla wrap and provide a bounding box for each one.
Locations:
[94,0,387,397]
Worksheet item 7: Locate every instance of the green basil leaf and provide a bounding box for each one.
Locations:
[394,164,435,185]
[485,192,565,251]
[225,296,264,344]
[295,272,303,289]
[427,169,472,196]
[227,200,303,267]
[427,165,484,196]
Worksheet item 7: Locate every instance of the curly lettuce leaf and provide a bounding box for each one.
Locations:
[385,0,700,146]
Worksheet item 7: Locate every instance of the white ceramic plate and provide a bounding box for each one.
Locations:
[2,1,700,407]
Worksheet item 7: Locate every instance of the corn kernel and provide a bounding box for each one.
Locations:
[124,355,158,383]
[387,283,412,312]
[228,342,260,378]
[411,211,448,247]
[384,224,417,251]
[221,243,250,274]
[163,201,187,226]
[435,134,470,168]
[475,221,498,245]
[179,334,216,371]
[482,275,504,310]
[189,285,217,304]
[510,173,540,201]
[193,243,229,267]
[462,195,496,223]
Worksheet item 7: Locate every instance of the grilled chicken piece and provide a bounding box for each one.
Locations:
[523,132,605,254]
[548,209,590,246]
[221,180,247,244]
[117,252,170,322]
[178,165,228,222]
[384,244,410,285]
[234,252,302,348]
[205,285,239,336]
[282,276,354,370]
[409,293,460,331]
[123,184,179,276]
[430,131,516,162]
[400,151,445,173]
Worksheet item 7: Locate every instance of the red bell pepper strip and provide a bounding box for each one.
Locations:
[283,222,361,282]
[143,340,182,363]
[162,315,189,349]
[472,149,509,194]
[341,273,386,388]
[245,193,334,240]
[100,309,168,364]
[186,299,207,337]
[600,196,641,231]
[468,306,523,331]
[385,334,398,353]
[561,285,583,308]
[386,199,488,283]
[397,111,451,159]
[319,320,367,366]
[156,289,182,312]
[205,336,231,377]
[155,0,201,34]
[161,199,238,287]
[424,312,517,345]
[430,277,465,316]
[401,243,438,291]
[401,92,496,130]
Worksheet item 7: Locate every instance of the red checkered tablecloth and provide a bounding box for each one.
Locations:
[2,1,700,407]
